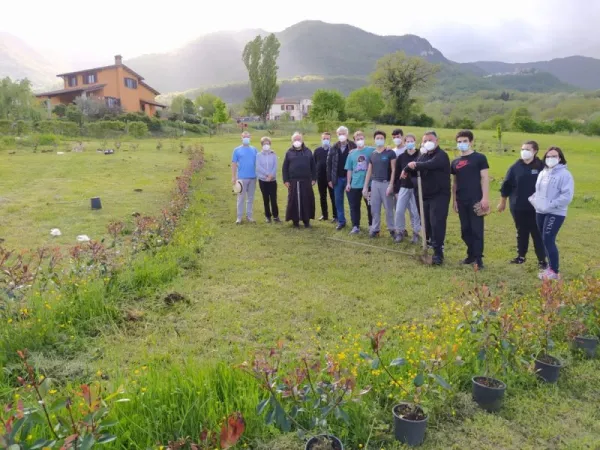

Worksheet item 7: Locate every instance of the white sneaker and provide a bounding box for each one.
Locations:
[349,226,360,235]
[246,218,256,224]
[538,268,560,280]
[235,219,242,225]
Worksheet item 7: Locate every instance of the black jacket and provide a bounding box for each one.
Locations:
[326,140,357,183]
[313,146,330,179]
[405,147,451,199]
[500,157,544,211]
[394,151,419,192]
[282,145,316,183]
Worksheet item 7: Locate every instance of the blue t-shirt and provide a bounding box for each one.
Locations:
[232,145,258,179]
[344,147,374,189]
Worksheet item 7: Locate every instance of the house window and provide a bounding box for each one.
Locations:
[280,105,285,110]
[68,76,77,87]
[83,73,97,84]
[106,97,121,108]
[286,105,294,111]
[124,78,138,89]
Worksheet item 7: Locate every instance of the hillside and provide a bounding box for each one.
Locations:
[128,20,448,93]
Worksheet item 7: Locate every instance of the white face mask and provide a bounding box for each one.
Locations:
[424,141,436,151]
[356,139,365,148]
[292,141,302,149]
[393,137,402,146]
[338,134,348,143]
[262,144,271,151]
[521,149,533,161]
[546,157,559,168]
[420,147,428,155]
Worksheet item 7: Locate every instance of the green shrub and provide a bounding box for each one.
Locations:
[15,120,31,136]
[127,121,149,138]
[37,133,59,146]
[36,120,80,136]
[84,120,126,138]
[0,119,13,134]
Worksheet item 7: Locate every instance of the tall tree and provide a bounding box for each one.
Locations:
[309,89,346,122]
[242,34,281,123]
[371,52,439,124]
[212,98,229,132]
[345,86,385,121]
[0,77,39,120]
[194,92,219,117]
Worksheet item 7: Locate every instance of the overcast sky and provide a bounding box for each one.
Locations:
[2,0,598,67]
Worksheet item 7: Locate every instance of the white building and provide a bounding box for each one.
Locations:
[267,98,312,121]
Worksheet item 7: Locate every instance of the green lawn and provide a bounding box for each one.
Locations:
[2,129,600,449]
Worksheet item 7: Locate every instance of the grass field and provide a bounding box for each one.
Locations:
[1,128,600,449]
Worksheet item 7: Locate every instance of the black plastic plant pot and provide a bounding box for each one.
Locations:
[471,376,507,412]
[392,403,428,447]
[534,354,563,383]
[574,335,599,359]
[305,434,344,450]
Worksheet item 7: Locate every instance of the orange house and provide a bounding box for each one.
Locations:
[36,55,165,117]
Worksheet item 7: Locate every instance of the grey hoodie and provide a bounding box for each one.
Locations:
[256,150,278,182]
[532,164,574,216]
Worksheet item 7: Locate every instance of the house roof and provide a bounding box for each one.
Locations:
[272,98,300,105]
[36,84,107,97]
[140,98,166,108]
[57,63,145,81]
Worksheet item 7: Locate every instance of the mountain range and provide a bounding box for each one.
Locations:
[3,21,600,98]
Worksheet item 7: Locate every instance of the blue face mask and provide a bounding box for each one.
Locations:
[242,137,250,145]
[457,142,470,152]
[406,142,415,150]
[375,138,385,147]
[322,139,330,147]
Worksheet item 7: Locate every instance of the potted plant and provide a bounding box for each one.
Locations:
[561,281,600,359]
[533,280,564,383]
[361,329,453,447]
[458,278,509,412]
[242,342,369,450]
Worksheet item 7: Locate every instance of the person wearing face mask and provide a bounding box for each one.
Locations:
[256,136,280,224]
[363,130,396,239]
[326,125,357,230]
[282,132,317,228]
[392,128,405,157]
[451,130,490,268]
[402,130,451,265]
[393,133,421,243]
[232,131,258,224]
[313,132,337,223]
[529,146,574,280]
[498,140,547,269]
[344,130,374,235]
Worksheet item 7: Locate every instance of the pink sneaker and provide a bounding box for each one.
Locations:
[539,268,560,280]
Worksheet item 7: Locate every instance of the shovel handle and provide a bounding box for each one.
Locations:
[416,172,427,253]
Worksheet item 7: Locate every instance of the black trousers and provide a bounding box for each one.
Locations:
[259,180,279,219]
[317,175,336,219]
[512,208,546,262]
[347,188,372,228]
[423,195,450,255]
[457,201,484,259]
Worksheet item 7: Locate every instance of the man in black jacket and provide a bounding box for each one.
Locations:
[402,130,451,265]
[313,132,336,222]
[498,140,548,268]
[326,126,357,230]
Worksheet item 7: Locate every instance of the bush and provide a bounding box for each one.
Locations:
[444,117,476,129]
[36,120,80,136]
[410,113,435,127]
[84,120,126,138]
[15,120,31,136]
[0,119,12,134]
[37,133,60,146]
[127,121,149,138]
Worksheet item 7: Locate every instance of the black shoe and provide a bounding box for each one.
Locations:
[332,218,338,223]
[510,256,526,264]
[304,222,311,228]
[389,230,396,238]
[475,258,485,270]
[461,256,476,265]
[319,216,327,221]
[432,255,444,266]
[538,260,548,270]
[273,217,281,223]
[369,231,380,238]
[336,223,346,231]
[404,230,409,237]
[265,217,272,223]
[293,222,300,228]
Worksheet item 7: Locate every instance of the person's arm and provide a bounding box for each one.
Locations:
[310,150,317,184]
[363,163,373,197]
[231,149,238,183]
[480,168,490,210]
[326,148,333,186]
[549,172,575,210]
[414,150,447,171]
[270,155,278,180]
[498,165,514,212]
[282,152,290,187]
[394,157,403,193]
[344,155,353,192]
[255,154,265,180]
[452,174,458,213]
[387,154,396,195]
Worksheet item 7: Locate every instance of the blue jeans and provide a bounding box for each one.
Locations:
[536,213,565,273]
[334,177,347,225]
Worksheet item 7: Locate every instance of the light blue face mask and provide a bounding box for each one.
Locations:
[457,142,470,152]
[322,139,330,147]
[406,142,416,150]
[242,137,250,145]
[375,138,385,147]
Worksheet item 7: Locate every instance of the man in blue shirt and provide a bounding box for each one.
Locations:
[232,131,258,224]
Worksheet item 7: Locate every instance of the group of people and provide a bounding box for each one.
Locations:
[231,126,574,280]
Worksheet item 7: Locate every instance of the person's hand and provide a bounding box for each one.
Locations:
[400,170,408,179]
[453,200,458,213]
[408,162,417,170]
[497,201,506,213]
[480,198,489,212]
[328,181,333,189]
[285,182,290,188]
[231,177,236,184]
[345,184,351,193]
[362,188,368,198]
[311,180,316,186]
[386,185,393,196]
